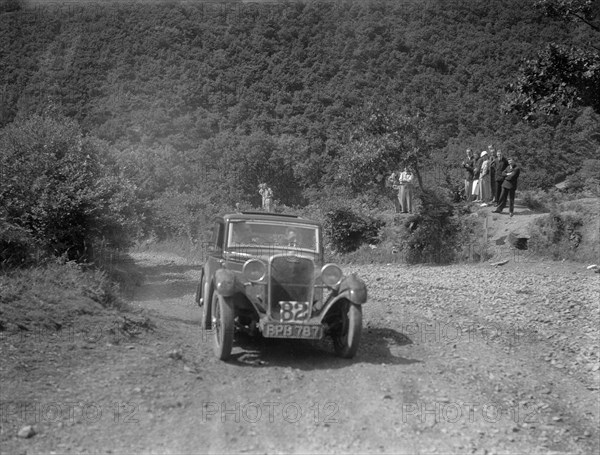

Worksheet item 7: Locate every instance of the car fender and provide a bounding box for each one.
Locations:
[320,274,367,320]
[214,268,242,297]
[338,273,367,305]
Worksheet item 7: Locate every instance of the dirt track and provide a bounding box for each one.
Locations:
[1,251,599,454]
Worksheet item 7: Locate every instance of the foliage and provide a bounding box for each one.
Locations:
[0,114,140,261]
[564,158,600,194]
[1,0,599,242]
[521,189,553,211]
[505,0,600,118]
[323,208,384,254]
[529,197,599,262]
[395,189,464,264]
[530,210,584,258]
[535,0,599,31]
[0,218,38,268]
[339,107,441,197]
[0,259,125,333]
[504,44,600,117]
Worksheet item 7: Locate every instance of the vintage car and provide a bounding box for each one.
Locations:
[195,212,367,360]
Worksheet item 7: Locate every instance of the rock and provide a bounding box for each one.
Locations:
[168,349,183,360]
[490,259,509,267]
[18,425,36,438]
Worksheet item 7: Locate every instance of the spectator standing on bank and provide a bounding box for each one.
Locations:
[494,150,509,206]
[387,172,402,212]
[488,145,497,203]
[494,157,521,217]
[258,183,274,212]
[472,151,484,202]
[461,149,475,202]
[479,151,492,204]
[398,167,415,213]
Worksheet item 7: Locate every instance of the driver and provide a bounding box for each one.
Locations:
[285,227,300,247]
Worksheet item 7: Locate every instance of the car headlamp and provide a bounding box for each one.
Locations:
[243,259,267,283]
[321,263,343,288]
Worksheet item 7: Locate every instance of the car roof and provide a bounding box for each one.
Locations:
[220,212,321,227]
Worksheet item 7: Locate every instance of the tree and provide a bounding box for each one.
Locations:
[0,113,139,262]
[504,0,600,118]
[337,105,439,195]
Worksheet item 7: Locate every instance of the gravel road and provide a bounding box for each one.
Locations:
[1,251,598,454]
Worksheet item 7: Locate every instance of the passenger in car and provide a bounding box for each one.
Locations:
[233,223,254,244]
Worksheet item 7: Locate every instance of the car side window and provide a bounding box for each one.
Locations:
[212,221,224,250]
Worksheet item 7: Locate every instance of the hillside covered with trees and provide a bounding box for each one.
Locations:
[1,0,599,251]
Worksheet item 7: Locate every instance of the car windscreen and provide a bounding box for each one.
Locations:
[227,221,319,253]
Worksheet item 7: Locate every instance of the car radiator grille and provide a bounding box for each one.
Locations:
[268,256,314,321]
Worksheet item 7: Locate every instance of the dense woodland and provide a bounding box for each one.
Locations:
[1,0,599,255]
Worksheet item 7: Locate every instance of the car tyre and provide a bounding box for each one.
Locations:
[195,273,204,306]
[212,293,235,360]
[333,301,362,358]
[201,280,213,330]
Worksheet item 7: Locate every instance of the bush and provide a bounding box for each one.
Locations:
[324,208,384,254]
[0,114,140,263]
[0,259,125,332]
[564,160,600,196]
[396,189,463,264]
[0,218,39,268]
[520,189,552,212]
[529,204,599,262]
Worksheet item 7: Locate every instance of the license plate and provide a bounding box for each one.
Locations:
[263,323,323,339]
[279,301,310,322]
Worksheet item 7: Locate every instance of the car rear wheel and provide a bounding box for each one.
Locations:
[332,301,362,358]
[212,293,235,360]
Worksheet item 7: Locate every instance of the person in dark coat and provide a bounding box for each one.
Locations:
[461,149,475,202]
[488,145,497,202]
[494,157,521,217]
[494,150,509,206]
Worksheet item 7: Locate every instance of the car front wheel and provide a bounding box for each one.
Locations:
[195,273,204,306]
[332,301,362,358]
[212,293,235,360]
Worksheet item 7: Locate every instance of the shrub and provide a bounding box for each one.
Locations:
[324,208,384,254]
[0,218,39,268]
[396,189,462,264]
[564,159,600,196]
[0,114,140,263]
[520,190,552,212]
[529,206,598,261]
[0,259,125,332]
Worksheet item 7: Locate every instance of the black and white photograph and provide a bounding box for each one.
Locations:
[1,0,599,453]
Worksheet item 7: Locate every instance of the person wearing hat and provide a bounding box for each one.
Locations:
[478,151,492,204]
